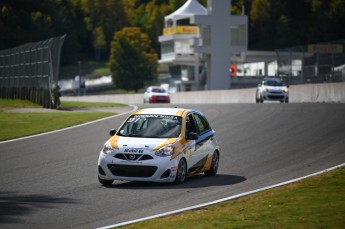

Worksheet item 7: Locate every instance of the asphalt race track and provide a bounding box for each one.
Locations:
[1,103,345,228]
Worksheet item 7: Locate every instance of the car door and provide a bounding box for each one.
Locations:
[187,112,214,175]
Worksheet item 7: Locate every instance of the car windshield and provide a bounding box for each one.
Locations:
[264,80,286,86]
[117,114,182,138]
[151,88,166,93]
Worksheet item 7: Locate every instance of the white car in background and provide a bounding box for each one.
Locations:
[97,108,220,186]
[143,86,170,103]
[256,78,289,103]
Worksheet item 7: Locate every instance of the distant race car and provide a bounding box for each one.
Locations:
[97,108,220,186]
[256,78,289,103]
[143,86,170,103]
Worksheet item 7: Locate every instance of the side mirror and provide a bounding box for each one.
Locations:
[187,132,198,140]
[109,129,116,136]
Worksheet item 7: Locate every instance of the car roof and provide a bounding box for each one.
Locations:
[133,108,193,117]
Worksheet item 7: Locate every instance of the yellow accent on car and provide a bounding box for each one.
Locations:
[152,138,178,151]
[133,109,144,115]
[109,135,120,149]
[202,155,213,171]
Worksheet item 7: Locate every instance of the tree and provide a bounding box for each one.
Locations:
[249,0,272,49]
[110,27,158,92]
[76,0,127,60]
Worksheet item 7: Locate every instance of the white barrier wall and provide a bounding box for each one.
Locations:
[290,82,345,103]
[62,82,345,104]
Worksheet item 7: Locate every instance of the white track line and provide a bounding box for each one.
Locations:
[0,105,137,144]
[97,162,345,229]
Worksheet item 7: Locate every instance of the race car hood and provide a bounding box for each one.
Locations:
[110,135,178,152]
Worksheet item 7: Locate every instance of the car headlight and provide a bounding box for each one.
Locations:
[283,87,289,93]
[102,141,114,154]
[155,144,174,157]
[263,87,268,92]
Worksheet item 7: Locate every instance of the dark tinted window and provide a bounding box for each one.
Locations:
[185,114,198,136]
[151,88,166,93]
[193,113,210,134]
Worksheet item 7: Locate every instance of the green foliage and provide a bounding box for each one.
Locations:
[109,27,158,92]
[0,0,344,64]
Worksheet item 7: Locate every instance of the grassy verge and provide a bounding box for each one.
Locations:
[60,101,127,109]
[0,112,114,141]
[0,99,127,141]
[121,166,345,229]
[0,99,42,109]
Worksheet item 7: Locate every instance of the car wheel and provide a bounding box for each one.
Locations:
[205,151,219,176]
[175,158,187,184]
[260,95,264,103]
[98,176,114,187]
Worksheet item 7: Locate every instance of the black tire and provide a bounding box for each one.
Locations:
[175,158,187,184]
[205,151,219,176]
[98,176,114,187]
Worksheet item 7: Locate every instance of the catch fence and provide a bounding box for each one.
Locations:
[0,35,65,108]
[276,40,345,85]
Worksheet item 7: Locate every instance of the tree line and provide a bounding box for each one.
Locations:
[1,0,344,65]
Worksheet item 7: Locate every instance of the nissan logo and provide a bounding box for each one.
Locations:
[129,154,136,160]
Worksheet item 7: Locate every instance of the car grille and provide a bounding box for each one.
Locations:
[268,95,285,99]
[107,164,157,177]
[114,154,153,161]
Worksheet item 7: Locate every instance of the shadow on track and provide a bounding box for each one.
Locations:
[105,174,246,190]
[0,191,77,225]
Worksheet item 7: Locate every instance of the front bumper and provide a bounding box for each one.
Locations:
[263,92,288,101]
[98,151,179,182]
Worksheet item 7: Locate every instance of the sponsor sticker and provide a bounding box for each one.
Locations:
[124,149,144,153]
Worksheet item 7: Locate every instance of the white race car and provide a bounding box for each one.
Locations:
[98,108,220,186]
[143,86,170,103]
[256,78,289,103]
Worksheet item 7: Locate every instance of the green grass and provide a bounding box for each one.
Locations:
[60,101,127,109]
[0,99,127,141]
[120,167,345,229]
[0,99,42,110]
[0,112,115,141]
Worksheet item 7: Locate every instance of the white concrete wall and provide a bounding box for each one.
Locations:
[61,82,345,104]
[290,82,345,103]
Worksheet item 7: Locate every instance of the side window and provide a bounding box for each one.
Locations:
[194,114,210,134]
[185,114,198,135]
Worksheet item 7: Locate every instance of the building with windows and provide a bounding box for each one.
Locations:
[158,0,248,91]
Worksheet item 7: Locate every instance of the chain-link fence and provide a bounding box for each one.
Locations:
[276,40,345,85]
[0,35,65,108]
